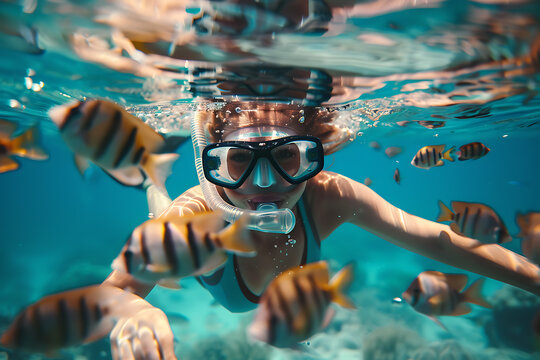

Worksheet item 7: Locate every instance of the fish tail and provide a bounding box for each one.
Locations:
[443,146,455,162]
[0,155,19,173]
[436,200,454,222]
[216,213,256,255]
[463,278,492,309]
[141,152,179,192]
[11,125,49,160]
[329,262,356,309]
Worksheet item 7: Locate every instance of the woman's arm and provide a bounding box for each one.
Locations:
[309,171,540,296]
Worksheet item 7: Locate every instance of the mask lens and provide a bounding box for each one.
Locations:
[271,140,322,181]
[205,146,254,186]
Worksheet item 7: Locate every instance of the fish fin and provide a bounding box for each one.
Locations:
[450,303,471,316]
[321,307,336,330]
[74,154,91,176]
[443,146,455,162]
[428,316,449,332]
[145,263,171,273]
[436,200,454,222]
[0,155,19,173]
[104,166,145,187]
[441,273,468,292]
[462,278,492,309]
[157,279,181,290]
[193,253,227,276]
[216,214,256,255]
[157,134,189,153]
[329,262,356,309]
[10,125,49,160]
[449,222,463,236]
[141,152,179,192]
[0,118,18,136]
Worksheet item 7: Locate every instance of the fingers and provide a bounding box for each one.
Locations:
[110,312,177,360]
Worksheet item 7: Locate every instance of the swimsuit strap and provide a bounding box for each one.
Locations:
[197,195,321,312]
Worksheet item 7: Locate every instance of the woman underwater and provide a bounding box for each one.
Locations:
[100,101,540,360]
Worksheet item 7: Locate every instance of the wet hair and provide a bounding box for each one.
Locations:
[202,102,351,155]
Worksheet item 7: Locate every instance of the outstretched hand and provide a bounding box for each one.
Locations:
[110,306,177,360]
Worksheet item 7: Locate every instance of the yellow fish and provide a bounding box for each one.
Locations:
[49,99,181,190]
[458,142,490,161]
[111,211,255,288]
[516,212,540,265]
[248,261,355,348]
[437,200,512,245]
[411,144,454,169]
[0,285,139,356]
[402,271,491,329]
[0,119,48,173]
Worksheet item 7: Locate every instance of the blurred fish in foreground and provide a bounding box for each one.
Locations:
[0,285,144,356]
[437,201,512,245]
[0,119,48,173]
[248,261,355,348]
[411,145,454,169]
[111,211,254,288]
[516,212,540,265]
[49,99,182,191]
[457,142,490,161]
[402,271,491,329]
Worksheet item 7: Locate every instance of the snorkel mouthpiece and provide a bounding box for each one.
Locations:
[191,110,296,234]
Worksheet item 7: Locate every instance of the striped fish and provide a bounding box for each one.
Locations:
[458,142,490,160]
[0,285,139,355]
[248,261,355,348]
[111,211,255,288]
[437,200,512,245]
[49,99,180,190]
[411,144,455,169]
[402,271,491,328]
[0,119,48,173]
[516,212,540,265]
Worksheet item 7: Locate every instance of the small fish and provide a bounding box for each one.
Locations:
[402,271,491,328]
[369,141,381,150]
[411,145,454,169]
[0,285,135,355]
[457,142,490,161]
[394,168,400,184]
[111,211,255,287]
[516,212,540,265]
[364,177,372,186]
[49,99,181,191]
[385,146,402,158]
[437,201,512,244]
[0,120,48,173]
[416,120,445,129]
[248,261,355,348]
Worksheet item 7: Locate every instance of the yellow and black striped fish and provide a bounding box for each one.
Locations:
[437,200,512,245]
[49,99,181,190]
[111,211,255,288]
[248,261,355,348]
[411,144,455,169]
[457,142,490,160]
[0,285,140,355]
[0,119,48,173]
[402,271,491,327]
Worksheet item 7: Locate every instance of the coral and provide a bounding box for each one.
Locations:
[184,330,272,360]
[362,325,424,360]
[409,340,473,360]
[484,286,540,352]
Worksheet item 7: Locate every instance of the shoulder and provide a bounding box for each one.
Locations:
[160,185,211,217]
[303,171,364,238]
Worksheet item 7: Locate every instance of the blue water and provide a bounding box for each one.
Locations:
[1,0,540,359]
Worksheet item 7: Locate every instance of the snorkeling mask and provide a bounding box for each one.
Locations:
[191,111,323,234]
[202,135,324,189]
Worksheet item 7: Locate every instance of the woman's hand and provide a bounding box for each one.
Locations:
[110,306,177,360]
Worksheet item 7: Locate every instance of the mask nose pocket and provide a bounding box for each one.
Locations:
[252,157,276,188]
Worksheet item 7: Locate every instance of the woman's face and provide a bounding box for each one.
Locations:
[221,126,307,210]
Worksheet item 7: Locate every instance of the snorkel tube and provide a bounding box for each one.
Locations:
[191,111,295,234]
